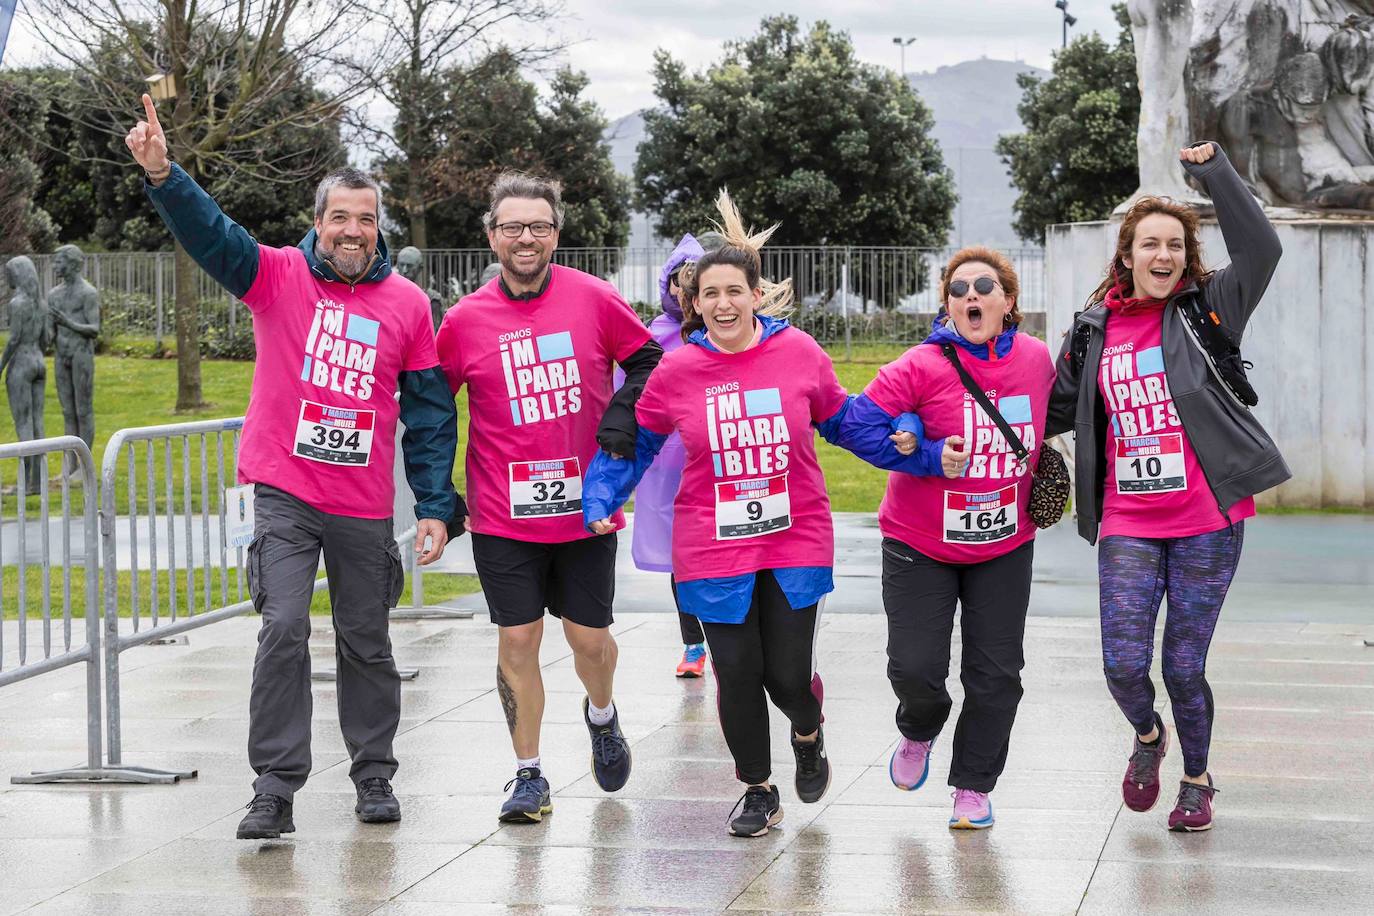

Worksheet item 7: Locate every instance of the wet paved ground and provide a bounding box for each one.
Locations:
[1,513,1372,913]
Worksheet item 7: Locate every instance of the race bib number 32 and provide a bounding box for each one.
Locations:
[944,484,1018,544]
[293,400,375,466]
[1115,433,1186,493]
[716,473,791,540]
[509,457,583,518]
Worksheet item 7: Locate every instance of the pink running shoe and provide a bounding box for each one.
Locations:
[889,737,933,791]
[949,789,994,829]
[1168,777,1217,832]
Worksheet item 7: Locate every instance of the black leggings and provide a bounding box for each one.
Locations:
[669,577,705,645]
[701,570,823,785]
[881,537,1033,793]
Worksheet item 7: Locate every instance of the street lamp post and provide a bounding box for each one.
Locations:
[1054,0,1078,48]
[892,36,916,76]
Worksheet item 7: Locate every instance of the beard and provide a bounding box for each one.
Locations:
[318,237,373,279]
[500,244,551,284]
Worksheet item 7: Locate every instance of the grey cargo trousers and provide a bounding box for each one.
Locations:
[246,484,405,800]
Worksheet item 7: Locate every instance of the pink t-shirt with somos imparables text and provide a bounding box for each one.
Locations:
[634,326,848,582]
[236,244,439,518]
[436,265,652,543]
[864,333,1055,564]
[1098,299,1254,539]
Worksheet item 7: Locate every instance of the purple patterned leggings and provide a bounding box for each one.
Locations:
[1098,523,1244,777]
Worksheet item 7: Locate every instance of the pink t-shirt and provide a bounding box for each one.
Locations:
[236,244,439,518]
[634,325,847,582]
[1098,300,1255,539]
[865,334,1055,564]
[437,265,652,543]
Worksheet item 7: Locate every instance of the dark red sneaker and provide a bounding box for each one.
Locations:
[1168,777,1218,832]
[1122,717,1169,812]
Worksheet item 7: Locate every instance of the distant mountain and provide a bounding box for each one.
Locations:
[908,57,1049,250]
[601,57,1050,250]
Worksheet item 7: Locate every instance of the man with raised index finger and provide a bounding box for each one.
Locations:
[125,94,467,840]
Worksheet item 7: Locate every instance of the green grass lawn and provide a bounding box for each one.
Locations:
[1,562,478,620]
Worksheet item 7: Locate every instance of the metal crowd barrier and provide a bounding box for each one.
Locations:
[3,437,154,783]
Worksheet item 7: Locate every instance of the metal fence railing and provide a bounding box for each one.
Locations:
[11,246,1046,348]
[2,436,154,784]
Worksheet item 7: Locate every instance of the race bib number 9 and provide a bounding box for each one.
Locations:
[715,473,791,540]
[944,484,1018,544]
[1115,433,1186,493]
[509,457,583,518]
[294,400,375,466]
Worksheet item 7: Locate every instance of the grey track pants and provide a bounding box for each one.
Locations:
[246,484,405,800]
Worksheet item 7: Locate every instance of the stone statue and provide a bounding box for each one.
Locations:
[1,256,49,492]
[47,244,100,475]
[1188,1,1374,210]
[394,245,444,330]
[1120,0,1210,209]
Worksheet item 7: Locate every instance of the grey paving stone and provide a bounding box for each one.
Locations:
[1078,861,1374,915]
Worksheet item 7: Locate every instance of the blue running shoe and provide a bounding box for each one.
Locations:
[583,698,632,792]
[499,767,552,824]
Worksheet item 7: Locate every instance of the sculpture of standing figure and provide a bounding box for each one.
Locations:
[1,256,50,492]
[47,244,100,475]
[394,245,444,331]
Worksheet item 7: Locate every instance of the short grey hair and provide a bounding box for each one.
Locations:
[314,167,382,222]
[482,171,565,231]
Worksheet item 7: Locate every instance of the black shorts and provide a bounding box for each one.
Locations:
[471,531,617,628]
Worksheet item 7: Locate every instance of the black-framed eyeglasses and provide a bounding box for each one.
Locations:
[493,221,557,239]
[948,276,1001,298]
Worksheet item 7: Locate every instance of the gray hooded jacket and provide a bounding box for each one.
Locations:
[1045,145,1292,544]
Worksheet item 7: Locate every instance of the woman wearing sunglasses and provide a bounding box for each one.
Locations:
[1045,143,1288,832]
[853,246,1055,830]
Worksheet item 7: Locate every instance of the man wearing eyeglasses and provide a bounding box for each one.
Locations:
[435,171,663,823]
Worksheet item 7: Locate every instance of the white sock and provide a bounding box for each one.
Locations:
[516,756,541,772]
[587,700,615,726]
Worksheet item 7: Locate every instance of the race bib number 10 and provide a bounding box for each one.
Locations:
[715,473,791,540]
[1115,433,1186,493]
[509,457,583,518]
[293,400,375,466]
[944,484,1019,544]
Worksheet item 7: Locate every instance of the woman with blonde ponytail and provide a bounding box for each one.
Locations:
[582,190,928,837]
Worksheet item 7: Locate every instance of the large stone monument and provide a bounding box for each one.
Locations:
[1046,0,1374,508]
[47,244,101,475]
[1,256,49,492]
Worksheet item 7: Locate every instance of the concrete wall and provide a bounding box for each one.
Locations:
[1045,218,1374,509]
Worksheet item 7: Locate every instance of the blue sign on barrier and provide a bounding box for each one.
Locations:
[0,0,17,67]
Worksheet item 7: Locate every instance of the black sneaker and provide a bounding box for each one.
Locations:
[499,767,553,824]
[792,726,831,803]
[236,793,294,839]
[728,784,783,837]
[583,698,632,792]
[354,776,402,823]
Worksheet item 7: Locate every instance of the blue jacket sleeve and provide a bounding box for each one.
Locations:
[817,394,945,476]
[582,426,669,529]
[144,164,259,299]
[398,367,466,535]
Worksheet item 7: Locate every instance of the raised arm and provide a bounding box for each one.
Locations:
[125,94,261,300]
[1180,142,1282,331]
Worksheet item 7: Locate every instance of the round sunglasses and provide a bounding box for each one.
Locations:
[948,276,1001,298]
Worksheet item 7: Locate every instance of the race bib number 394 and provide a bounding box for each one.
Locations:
[509,457,583,518]
[1115,433,1186,493]
[293,400,375,466]
[715,473,791,540]
[944,484,1018,544]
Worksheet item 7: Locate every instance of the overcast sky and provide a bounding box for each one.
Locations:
[2,1,1121,121]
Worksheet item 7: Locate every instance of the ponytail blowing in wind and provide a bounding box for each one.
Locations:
[679,190,794,340]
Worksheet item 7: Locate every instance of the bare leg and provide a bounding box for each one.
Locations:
[561,618,617,709]
[497,619,546,759]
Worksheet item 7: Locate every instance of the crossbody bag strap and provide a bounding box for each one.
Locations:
[939,343,1030,464]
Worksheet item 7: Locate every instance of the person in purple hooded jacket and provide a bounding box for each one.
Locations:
[619,233,721,677]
